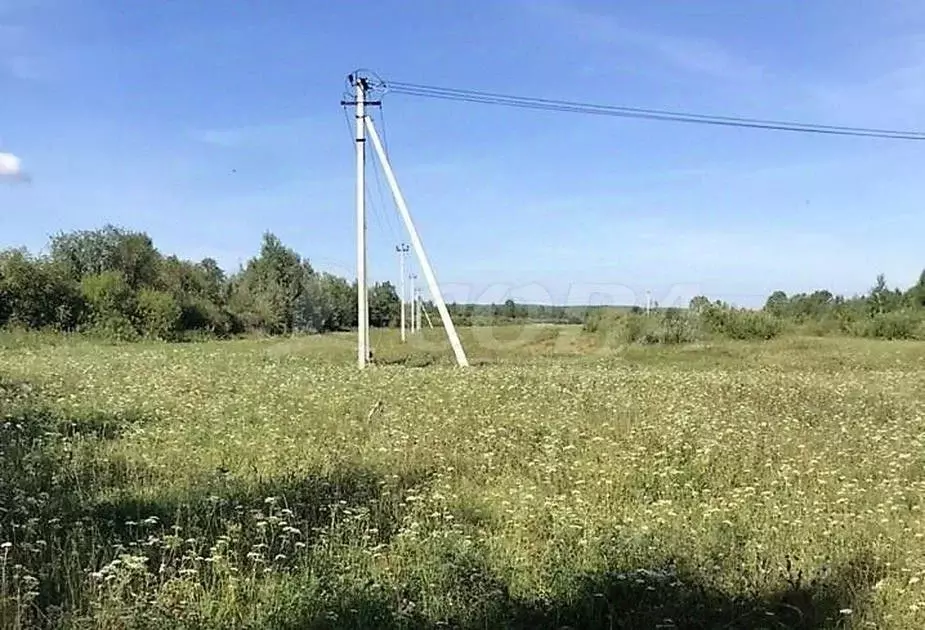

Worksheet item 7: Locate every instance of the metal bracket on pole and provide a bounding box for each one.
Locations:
[365,116,470,367]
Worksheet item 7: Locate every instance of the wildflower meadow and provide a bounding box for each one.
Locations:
[1,327,924,628]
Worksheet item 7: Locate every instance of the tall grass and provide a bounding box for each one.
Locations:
[2,332,925,627]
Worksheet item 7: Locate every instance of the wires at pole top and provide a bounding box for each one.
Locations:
[382,79,925,141]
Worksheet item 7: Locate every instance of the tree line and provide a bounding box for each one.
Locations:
[0,226,404,340]
[0,225,578,341]
[755,271,925,339]
[3,225,923,342]
[445,300,584,326]
[586,271,925,344]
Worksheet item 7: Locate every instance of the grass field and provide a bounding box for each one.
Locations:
[2,326,925,628]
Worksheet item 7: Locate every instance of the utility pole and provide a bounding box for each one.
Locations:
[353,75,369,368]
[365,116,469,366]
[409,273,418,334]
[341,74,381,369]
[397,244,409,342]
[340,74,381,369]
[355,76,368,367]
[419,293,434,329]
[646,290,652,316]
[415,288,423,332]
[342,72,467,367]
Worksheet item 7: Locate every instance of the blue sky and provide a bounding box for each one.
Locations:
[2,0,925,307]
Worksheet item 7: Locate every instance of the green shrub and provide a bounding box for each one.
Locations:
[700,305,783,341]
[137,288,181,340]
[620,313,651,344]
[582,309,611,334]
[653,308,700,344]
[583,310,700,346]
[852,310,925,340]
[0,251,86,330]
[179,296,233,336]
[80,271,138,340]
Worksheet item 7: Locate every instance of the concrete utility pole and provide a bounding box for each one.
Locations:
[415,288,423,332]
[397,244,409,342]
[409,273,418,334]
[343,72,468,367]
[342,75,381,369]
[419,293,434,329]
[353,76,369,368]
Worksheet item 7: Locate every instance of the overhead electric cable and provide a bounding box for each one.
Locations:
[383,80,925,141]
[343,106,400,252]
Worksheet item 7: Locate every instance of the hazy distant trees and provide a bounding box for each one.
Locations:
[759,273,925,340]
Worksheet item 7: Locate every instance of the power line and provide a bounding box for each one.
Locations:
[384,80,925,141]
[369,124,402,246]
[343,104,408,293]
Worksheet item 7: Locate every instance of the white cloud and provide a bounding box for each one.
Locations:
[0,0,58,16]
[0,23,26,41]
[190,118,320,149]
[519,0,925,132]
[190,129,247,149]
[520,0,763,82]
[0,21,45,81]
[0,151,27,180]
[805,35,925,127]
[5,53,42,79]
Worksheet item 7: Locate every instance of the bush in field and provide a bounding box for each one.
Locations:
[584,310,650,344]
[699,302,783,341]
[851,310,925,340]
[615,313,651,344]
[581,309,609,334]
[583,309,699,345]
[798,316,842,337]
[635,309,700,345]
[80,271,138,340]
[650,308,699,344]
[178,296,233,337]
[136,288,182,340]
[0,250,85,331]
[584,310,634,343]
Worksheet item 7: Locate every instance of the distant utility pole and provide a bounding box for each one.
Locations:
[419,293,434,329]
[409,273,418,333]
[646,290,652,316]
[397,244,409,342]
[415,288,423,331]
